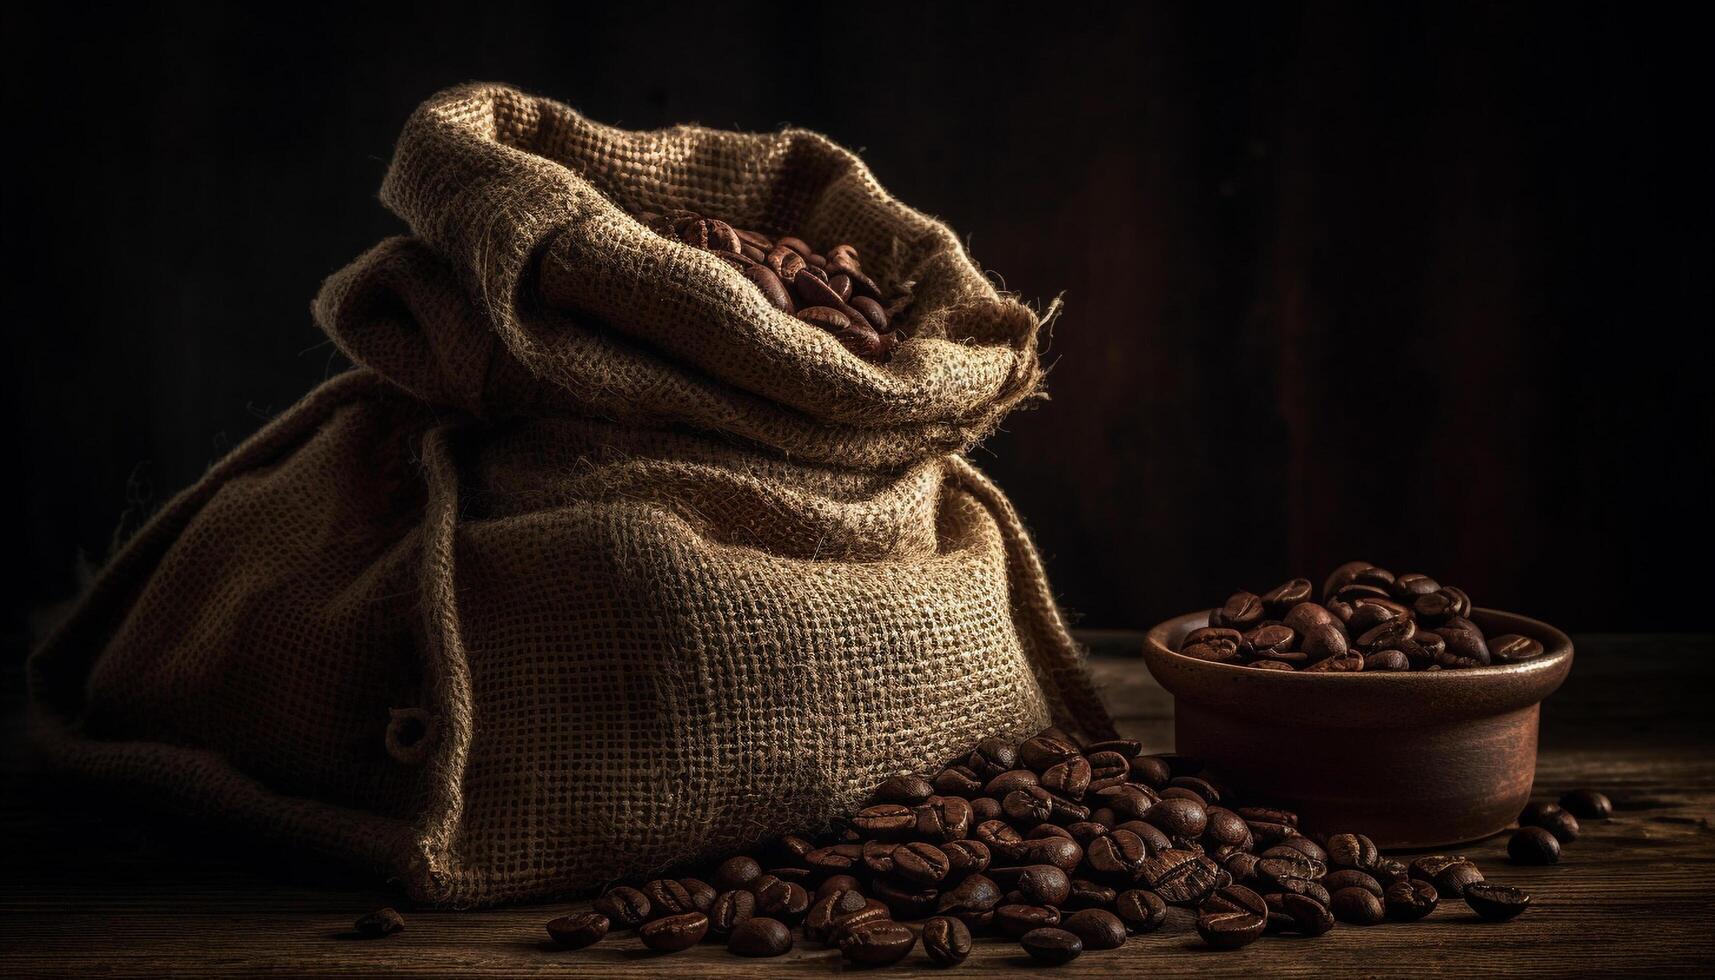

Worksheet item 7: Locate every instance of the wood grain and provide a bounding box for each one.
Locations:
[3,632,1712,976]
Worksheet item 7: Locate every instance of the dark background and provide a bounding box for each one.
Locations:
[5,2,1710,636]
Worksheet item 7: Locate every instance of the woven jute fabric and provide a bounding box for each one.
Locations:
[28,83,1114,907]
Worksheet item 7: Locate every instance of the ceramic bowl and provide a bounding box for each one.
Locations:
[1141,608,1573,848]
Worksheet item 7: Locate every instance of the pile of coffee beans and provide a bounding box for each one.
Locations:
[538,726,1549,965]
[639,209,913,362]
[1178,561,1546,672]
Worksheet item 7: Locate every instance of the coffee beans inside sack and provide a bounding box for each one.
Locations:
[26,83,1112,907]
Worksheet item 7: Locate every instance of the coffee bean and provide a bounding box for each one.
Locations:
[1346,601,1398,636]
[1260,578,1314,615]
[1560,789,1613,819]
[709,888,758,937]
[1325,832,1380,871]
[825,901,893,946]
[1303,651,1365,672]
[1331,886,1385,925]
[971,796,1003,822]
[803,889,866,944]
[1066,878,1118,910]
[1113,888,1167,932]
[679,878,716,912]
[1464,882,1532,921]
[916,796,975,842]
[638,911,708,952]
[754,877,810,924]
[641,879,694,918]
[1435,618,1491,666]
[969,737,1019,778]
[1138,849,1221,905]
[935,873,1001,922]
[1220,591,1266,629]
[1384,879,1439,921]
[1085,829,1147,878]
[839,920,917,966]
[875,774,936,806]
[1365,649,1411,671]
[1323,869,1384,897]
[1204,808,1253,850]
[1508,826,1562,864]
[720,916,788,957]
[545,911,608,949]
[1063,908,1127,950]
[593,886,650,928]
[922,915,973,966]
[354,907,404,938]
[853,803,918,840]
[991,864,1072,906]
[1003,786,1056,826]
[1129,755,1172,788]
[1276,891,1335,935]
[743,264,794,314]
[1085,738,1143,759]
[1019,734,1082,772]
[932,765,985,798]
[1489,633,1545,663]
[713,855,762,892]
[943,839,992,877]
[1197,908,1266,949]
[995,903,1060,937]
[1021,926,1084,964]
[1391,572,1441,601]
[1410,855,1485,898]
[1143,797,1208,839]
[1520,803,1581,843]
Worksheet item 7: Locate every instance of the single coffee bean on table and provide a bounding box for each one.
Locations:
[1021,926,1084,965]
[638,911,709,952]
[1509,826,1562,865]
[1519,802,1582,843]
[593,886,649,928]
[1062,908,1128,950]
[727,916,793,957]
[838,920,917,966]
[921,915,973,967]
[1559,788,1614,820]
[1465,883,1533,921]
[545,911,609,949]
[353,907,404,938]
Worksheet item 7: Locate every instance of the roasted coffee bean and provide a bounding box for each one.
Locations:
[1042,756,1093,799]
[1003,786,1057,826]
[985,768,1039,796]
[971,796,1003,823]
[1508,826,1562,865]
[1391,572,1441,601]
[1304,651,1364,672]
[803,889,867,943]
[969,737,1019,778]
[1464,882,1531,921]
[1260,578,1314,615]
[1236,806,1299,828]
[754,878,811,924]
[1085,738,1143,759]
[709,889,758,937]
[1184,626,1245,651]
[1115,888,1168,932]
[825,900,893,945]
[853,803,919,840]
[1065,878,1118,909]
[1323,869,1384,897]
[354,907,404,938]
[1085,750,1131,784]
[942,839,991,877]
[1197,909,1265,949]
[1410,855,1485,898]
[1365,649,1411,671]
[1062,909,1127,950]
[1021,926,1084,965]
[1143,797,1208,839]
[1168,775,1223,805]
[806,844,862,876]
[839,920,917,966]
[1300,622,1350,661]
[1490,633,1545,663]
[1220,591,1266,629]
[545,911,607,949]
[1274,876,1333,907]
[727,916,792,957]
[876,774,936,805]
[817,874,862,900]
[1331,886,1385,925]
[932,766,985,798]
[1325,832,1380,871]
[1114,819,1172,855]
[1384,879,1439,921]
[1182,639,1245,663]
[1129,755,1172,788]
[1274,891,1335,935]
[679,877,716,912]
[1256,855,1327,889]
[1011,835,1083,872]
[991,863,1073,906]
[743,264,795,314]
[922,915,973,967]
[642,879,694,918]
[935,874,1001,922]
[639,912,709,952]
[1345,601,1398,636]
[1203,808,1252,850]
[1435,618,1491,666]
[1085,829,1148,878]
[714,855,763,892]
[1283,601,1336,636]
[975,818,1024,853]
[1019,734,1082,771]
[1560,789,1613,819]
[593,886,650,928]
[1519,803,1581,843]
[1373,858,1410,884]
[917,795,975,842]
[996,903,1060,937]
[1138,849,1221,905]
[871,876,939,918]
[1322,561,1378,599]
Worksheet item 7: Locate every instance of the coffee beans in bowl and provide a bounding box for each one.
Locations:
[1144,568,1574,847]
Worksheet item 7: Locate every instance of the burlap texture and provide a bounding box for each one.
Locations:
[28,83,1114,907]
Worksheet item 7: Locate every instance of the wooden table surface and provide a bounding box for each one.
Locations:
[4,630,1713,977]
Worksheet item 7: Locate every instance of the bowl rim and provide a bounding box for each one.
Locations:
[1143,606,1573,684]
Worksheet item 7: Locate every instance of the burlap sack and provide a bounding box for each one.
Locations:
[28,83,1114,907]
